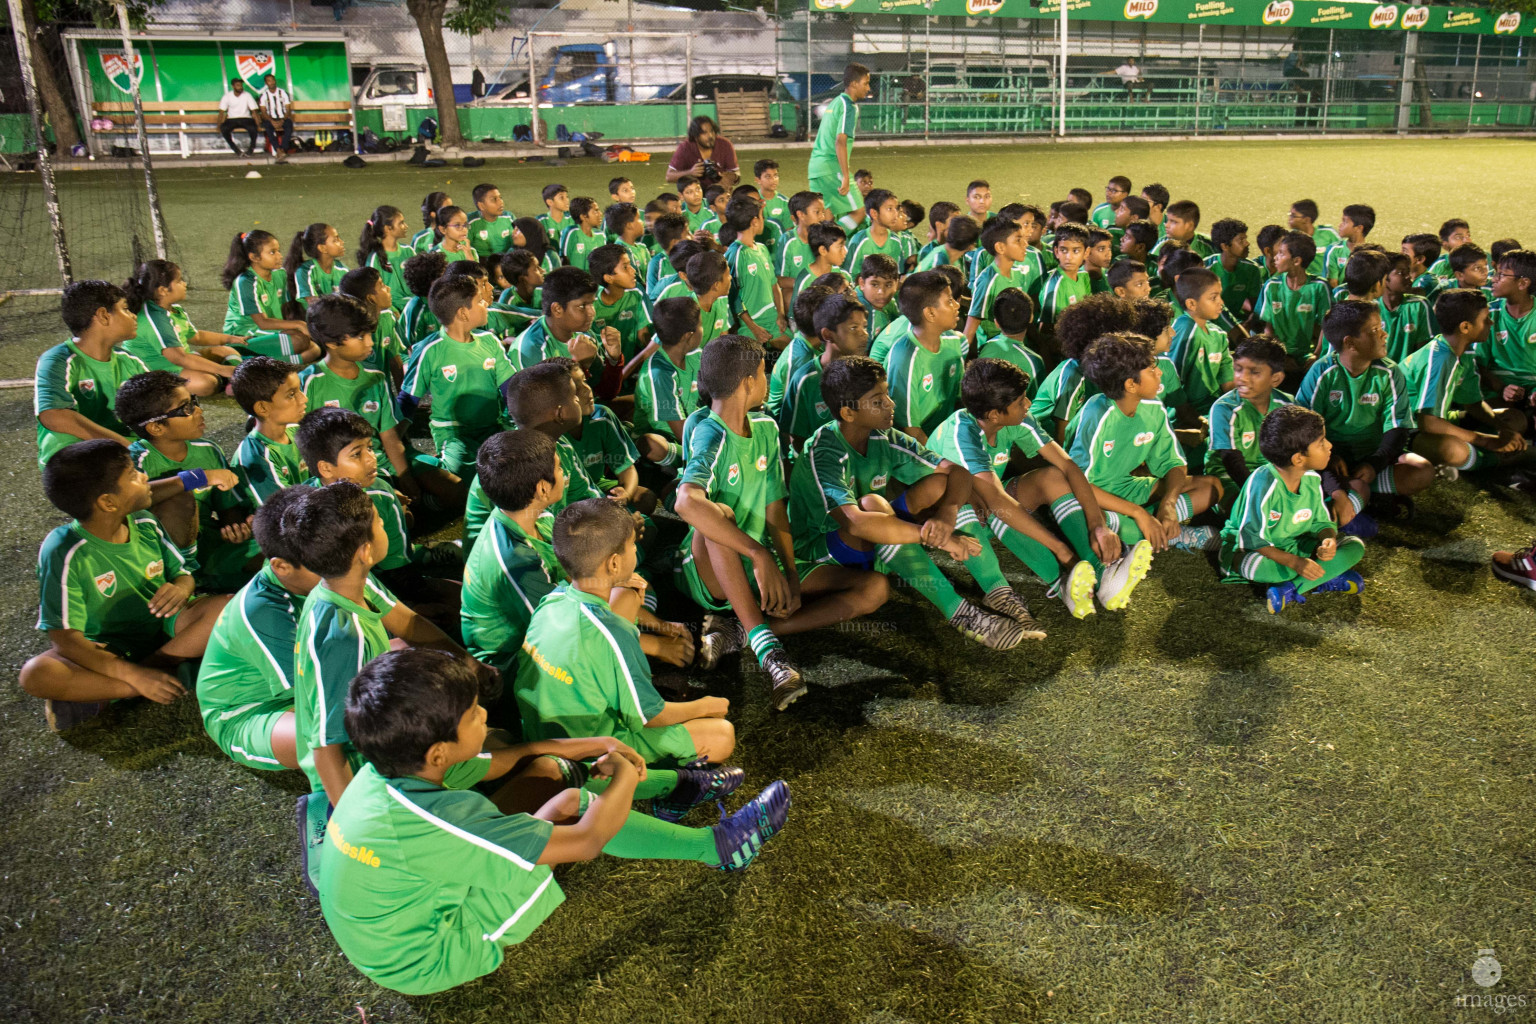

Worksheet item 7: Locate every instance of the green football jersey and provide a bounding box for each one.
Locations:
[1306,226,1342,276]
[1256,273,1334,360]
[300,362,399,468]
[1089,202,1117,230]
[975,336,1045,398]
[1168,314,1234,410]
[1029,358,1091,441]
[680,411,787,547]
[554,436,600,510]
[808,92,857,182]
[366,249,411,312]
[408,228,435,255]
[514,315,598,371]
[317,759,553,997]
[467,213,515,258]
[560,226,608,272]
[294,259,349,301]
[1068,394,1186,499]
[36,512,190,657]
[1295,352,1407,458]
[781,354,832,442]
[400,296,440,349]
[775,233,813,281]
[760,191,794,234]
[968,262,1033,340]
[537,213,569,245]
[1400,336,1467,420]
[196,564,302,737]
[235,425,305,507]
[400,330,516,446]
[1203,253,1264,322]
[634,347,702,438]
[1321,241,1352,284]
[857,291,898,342]
[568,405,639,490]
[1033,269,1093,329]
[591,288,652,363]
[929,407,1050,479]
[369,482,413,572]
[683,205,714,233]
[1379,294,1434,364]
[726,239,778,326]
[1479,297,1536,388]
[645,250,672,296]
[293,576,398,795]
[792,266,854,308]
[129,438,257,584]
[767,334,816,422]
[33,340,149,468]
[364,307,407,383]
[126,302,200,373]
[224,268,289,335]
[842,227,904,275]
[620,240,653,280]
[1151,234,1215,260]
[868,315,911,366]
[788,422,941,548]
[915,246,959,272]
[1205,389,1293,478]
[1219,465,1332,575]
[884,329,965,438]
[461,509,560,679]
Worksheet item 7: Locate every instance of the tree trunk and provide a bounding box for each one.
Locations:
[19,0,82,153]
[405,0,463,148]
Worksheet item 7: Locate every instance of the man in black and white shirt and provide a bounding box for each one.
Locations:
[257,73,293,164]
[217,78,260,155]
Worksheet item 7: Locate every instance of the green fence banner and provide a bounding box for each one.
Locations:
[811,0,1530,36]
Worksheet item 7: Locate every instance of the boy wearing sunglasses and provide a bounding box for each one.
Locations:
[116,370,261,591]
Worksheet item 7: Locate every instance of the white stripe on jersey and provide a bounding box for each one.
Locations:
[385,782,538,872]
[579,601,649,725]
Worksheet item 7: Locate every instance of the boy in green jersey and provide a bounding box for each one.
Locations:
[1033,224,1094,333]
[1320,204,1374,288]
[124,259,243,397]
[1449,243,1490,301]
[560,197,607,273]
[605,203,654,287]
[1339,249,1390,307]
[661,250,735,346]
[1256,230,1332,374]
[497,249,546,317]
[781,293,868,449]
[842,189,904,274]
[117,373,259,589]
[1406,289,1531,474]
[1296,300,1435,528]
[514,266,616,373]
[1206,337,1292,500]
[1069,334,1222,554]
[1119,220,1158,280]
[635,297,706,456]
[767,283,838,430]
[1220,405,1366,612]
[1107,259,1151,302]
[675,335,889,711]
[34,280,148,469]
[196,487,316,771]
[966,218,1036,349]
[929,359,1112,623]
[677,176,712,234]
[1150,200,1214,260]
[976,289,1045,395]
[752,158,791,234]
[1168,267,1235,412]
[788,356,1025,649]
[338,267,408,394]
[23,440,231,732]
[1203,218,1263,331]
[1481,248,1536,404]
[232,357,310,507]
[399,250,447,350]
[286,223,349,304]
[854,254,899,341]
[1085,227,1117,293]
[916,214,979,273]
[1090,175,1131,230]
[792,223,852,306]
[1428,218,1473,284]
[807,63,871,231]
[466,183,514,258]
[1029,292,1141,444]
[558,358,653,512]
[319,648,789,995]
[918,200,960,262]
[869,264,962,365]
[1286,199,1341,277]
[400,277,516,477]
[1379,252,1435,363]
[538,183,571,243]
[775,191,828,308]
[965,179,993,227]
[722,195,788,347]
[885,271,966,444]
[586,245,654,374]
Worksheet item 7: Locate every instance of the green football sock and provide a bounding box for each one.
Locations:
[1050,494,1103,572]
[585,768,679,801]
[747,623,784,666]
[876,542,964,618]
[992,518,1064,585]
[958,520,1009,593]
[603,809,720,865]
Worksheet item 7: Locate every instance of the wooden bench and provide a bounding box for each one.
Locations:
[88,100,353,138]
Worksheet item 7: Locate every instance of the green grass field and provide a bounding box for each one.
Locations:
[3,138,1536,1023]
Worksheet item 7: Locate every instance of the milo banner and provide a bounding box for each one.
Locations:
[99,49,145,95]
[234,50,278,90]
[811,0,1530,35]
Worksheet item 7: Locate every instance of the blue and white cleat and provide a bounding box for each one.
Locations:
[713,779,791,872]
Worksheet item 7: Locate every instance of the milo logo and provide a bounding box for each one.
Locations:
[1368,5,1399,29]
[966,0,1004,13]
[1292,508,1314,524]
[1133,430,1155,446]
[1401,5,1429,29]
[1261,0,1294,25]
[1495,11,1521,33]
[812,0,855,10]
[482,356,496,371]
[1124,0,1158,19]
[993,452,1009,467]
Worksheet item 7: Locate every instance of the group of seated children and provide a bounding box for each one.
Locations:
[22,142,1536,993]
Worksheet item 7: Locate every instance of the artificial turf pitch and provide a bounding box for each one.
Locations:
[2,139,1535,1022]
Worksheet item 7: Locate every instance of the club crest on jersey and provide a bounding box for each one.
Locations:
[948,364,958,377]
[442,365,458,382]
[1328,389,1344,404]
[815,401,828,416]
[1291,508,1315,524]
[921,373,935,392]
[363,400,379,414]
[145,559,164,580]
[1241,430,1256,446]
[1102,439,1116,456]
[727,463,741,486]
[1134,431,1155,446]
[1361,392,1379,405]
[94,571,117,597]
[478,229,489,240]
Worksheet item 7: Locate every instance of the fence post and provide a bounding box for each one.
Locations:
[1397,30,1418,132]
[1057,0,1067,136]
[113,1,167,260]
[924,14,931,140]
[1321,29,1333,130]
[5,0,72,286]
[1193,24,1203,135]
[528,33,539,145]
[1468,35,1481,131]
[685,33,693,128]
[805,8,812,140]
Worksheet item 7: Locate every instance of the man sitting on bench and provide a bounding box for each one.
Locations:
[218,77,260,156]
[257,74,294,165]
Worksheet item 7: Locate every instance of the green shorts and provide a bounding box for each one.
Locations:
[676,529,801,613]
[99,604,186,662]
[202,697,292,771]
[808,176,863,219]
[624,722,698,767]
[234,331,303,365]
[1110,475,1159,507]
[430,428,497,478]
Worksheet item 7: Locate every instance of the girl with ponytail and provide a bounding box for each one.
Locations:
[221,229,320,365]
[410,190,451,253]
[357,206,411,312]
[285,222,348,303]
[122,260,246,396]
